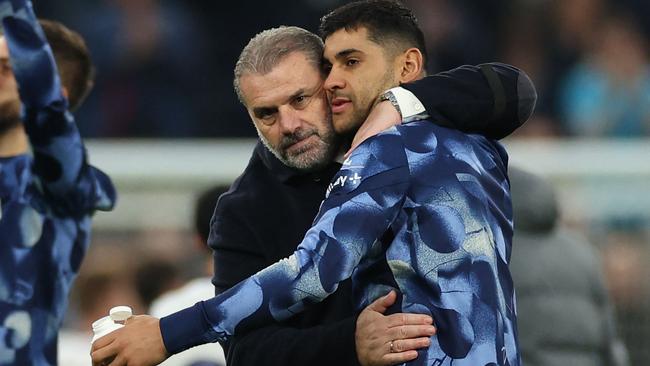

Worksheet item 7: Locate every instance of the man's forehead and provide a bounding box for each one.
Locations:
[323,27,374,59]
[241,69,323,108]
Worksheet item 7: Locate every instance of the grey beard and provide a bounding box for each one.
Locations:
[257,130,340,172]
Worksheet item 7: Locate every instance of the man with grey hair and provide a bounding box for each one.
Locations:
[232,26,341,172]
[91,23,535,366]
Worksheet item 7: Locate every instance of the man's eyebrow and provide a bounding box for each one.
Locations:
[334,48,361,60]
[251,88,307,116]
[324,48,362,63]
[252,106,277,117]
[287,88,306,102]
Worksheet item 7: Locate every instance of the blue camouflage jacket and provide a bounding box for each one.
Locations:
[162,119,519,366]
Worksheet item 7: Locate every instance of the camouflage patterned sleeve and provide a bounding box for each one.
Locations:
[160,129,410,355]
[1,0,115,214]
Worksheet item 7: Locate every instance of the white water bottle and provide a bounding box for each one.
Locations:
[91,306,133,344]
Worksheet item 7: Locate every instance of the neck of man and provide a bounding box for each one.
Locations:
[0,124,29,157]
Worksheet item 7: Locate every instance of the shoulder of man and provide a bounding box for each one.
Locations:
[208,144,283,249]
[399,119,507,159]
[215,144,271,211]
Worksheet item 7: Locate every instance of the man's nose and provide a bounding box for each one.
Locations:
[277,107,301,134]
[324,67,345,92]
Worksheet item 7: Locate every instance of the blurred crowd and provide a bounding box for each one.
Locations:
[31,0,650,138]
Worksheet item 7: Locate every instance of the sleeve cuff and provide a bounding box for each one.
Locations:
[385,87,428,121]
[159,302,218,355]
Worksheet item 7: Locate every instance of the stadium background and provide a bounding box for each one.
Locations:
[28,0,650,364]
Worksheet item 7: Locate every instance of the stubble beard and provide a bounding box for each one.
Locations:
[0,98,21,135]
[334,70,397,139]
[257,114,341,172]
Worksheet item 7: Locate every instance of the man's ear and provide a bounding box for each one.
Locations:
[398,48,424,84]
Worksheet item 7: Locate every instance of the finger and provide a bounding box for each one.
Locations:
[382,349,419,365]
[388,324,436,341]
[386,313,433,328]
[391,337,431,352]
[91,342,117,365]
[124,314,136,325]
[366,291,396,313]
[91,333,117,352]
[92,353,114,366]
[94,355,115,366]
[107,355,126,366]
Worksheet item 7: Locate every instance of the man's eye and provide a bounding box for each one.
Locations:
[346,59,359,67]
[256,110,272,119]
[259,114,276,126]
[0,62,12,75]
[293,95,310,108]
[255,110,276,125]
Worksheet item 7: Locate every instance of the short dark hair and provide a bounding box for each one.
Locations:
[319,0,427,66]
[39,19,94,111]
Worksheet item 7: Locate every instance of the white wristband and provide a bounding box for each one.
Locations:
[385,87,427,121]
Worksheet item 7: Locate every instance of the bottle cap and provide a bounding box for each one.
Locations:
[109,306,133,322]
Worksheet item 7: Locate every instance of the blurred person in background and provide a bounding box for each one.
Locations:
[0,1,115,364]
[508,166,628,366]
[136,259,181,313]
[58,266,143,366]
[31,0,208,137]
[183,0,352,138]
[148,185,229,366]
[545,0,606,117]
[499,6,561,138]
[402,0,502,73]
[496,0,607,137]
[90,0,536,364]
[558,13,650,137]
[600,221,650,366]
[26,0,650,139]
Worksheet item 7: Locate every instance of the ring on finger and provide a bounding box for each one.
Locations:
[390,340,395,353]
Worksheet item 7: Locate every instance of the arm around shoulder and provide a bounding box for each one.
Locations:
[401,63,537,139]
